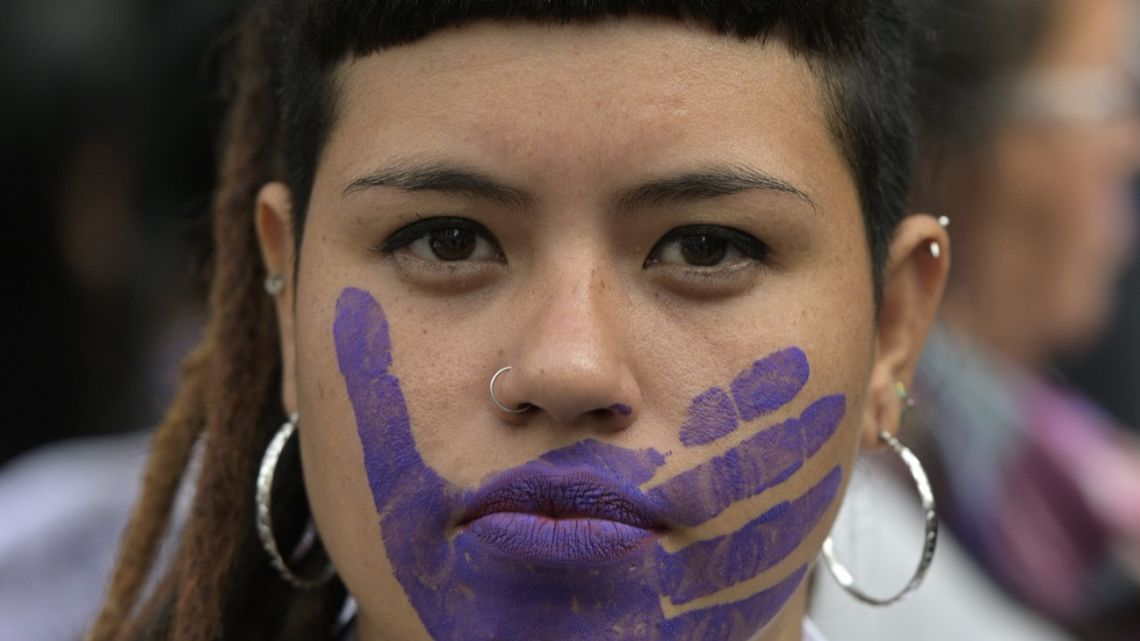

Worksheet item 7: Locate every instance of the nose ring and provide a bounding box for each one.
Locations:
[489,366,531,414]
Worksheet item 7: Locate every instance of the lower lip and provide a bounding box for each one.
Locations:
[465,512,655,564]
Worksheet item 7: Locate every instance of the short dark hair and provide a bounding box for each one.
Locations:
[270,0,919,299]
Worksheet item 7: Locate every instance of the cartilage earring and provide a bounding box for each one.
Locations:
[930,215,950,257]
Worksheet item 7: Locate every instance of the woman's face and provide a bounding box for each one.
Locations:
[261,18,931,641]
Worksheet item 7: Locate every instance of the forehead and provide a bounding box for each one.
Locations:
[1038,0,1137,66]
[322,18,854,210]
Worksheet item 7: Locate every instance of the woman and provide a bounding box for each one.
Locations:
[906,0,1140,637]
[86,1,949,640]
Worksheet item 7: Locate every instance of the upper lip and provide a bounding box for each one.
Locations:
[459,467,667,531]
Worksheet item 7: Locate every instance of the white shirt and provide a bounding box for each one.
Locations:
[809,459,1074,641]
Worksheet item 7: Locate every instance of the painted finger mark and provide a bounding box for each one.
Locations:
[334,287,433,512]
[649,394,846,526]
[730,347,809,422]
[679,348,810,447]
[661,466,842,604]
[661,565,808,641]
[679,387,738,447]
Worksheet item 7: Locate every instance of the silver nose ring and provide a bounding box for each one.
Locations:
[489,366,531,414]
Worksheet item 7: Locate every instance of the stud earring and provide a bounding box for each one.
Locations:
[929,215,950,258]
[265,273,285,296]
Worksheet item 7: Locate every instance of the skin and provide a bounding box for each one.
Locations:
[255,18,948,641]
[940,0,1140,367]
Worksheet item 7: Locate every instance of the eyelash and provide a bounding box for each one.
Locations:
[644,225,769,270]
[376,218,768,273]
[377,216,505,262]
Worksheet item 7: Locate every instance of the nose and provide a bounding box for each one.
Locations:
[493,265,640,431]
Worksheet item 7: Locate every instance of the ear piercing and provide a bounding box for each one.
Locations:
[896,380,917,421]
[929,215,950,258]
[265,273,285,296]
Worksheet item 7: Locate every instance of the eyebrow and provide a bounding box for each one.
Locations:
[613,166,819,214]
[344,162,533,209]
[344,162,818,214]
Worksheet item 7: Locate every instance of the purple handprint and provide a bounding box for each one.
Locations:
[334,288,845,640]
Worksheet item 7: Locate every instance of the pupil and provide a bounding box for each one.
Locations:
[680,235,728,266]
[429,228,476,261]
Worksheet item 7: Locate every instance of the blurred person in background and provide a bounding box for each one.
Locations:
[0,0,228,463]
[1063,179,1140,430]
[0,1,230,640]
[817,0,1140,640]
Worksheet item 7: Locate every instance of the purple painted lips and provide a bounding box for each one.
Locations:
[460,468,665,564]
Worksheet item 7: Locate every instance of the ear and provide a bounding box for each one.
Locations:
[860,214,950,449]
[254,182,300,415]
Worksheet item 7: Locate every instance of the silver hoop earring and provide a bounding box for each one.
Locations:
[256,413,336,589]
[821,429,938,606]
[489,366,531,414]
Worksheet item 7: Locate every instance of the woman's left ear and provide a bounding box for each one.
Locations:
[861,214,950,449]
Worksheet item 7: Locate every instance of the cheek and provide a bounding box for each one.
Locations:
[641,344,868,598]
[656,376,864,541]
[290,286,419,625]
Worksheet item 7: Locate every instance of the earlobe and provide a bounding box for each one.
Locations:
[860,213,950,449]
[254,182,300,415]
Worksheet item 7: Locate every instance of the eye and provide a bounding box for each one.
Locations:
[381,217,503,263]
[645,225,768,269]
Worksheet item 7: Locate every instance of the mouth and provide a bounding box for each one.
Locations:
[458,466,666,564]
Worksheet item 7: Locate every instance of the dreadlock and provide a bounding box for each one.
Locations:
[87,4,346,640]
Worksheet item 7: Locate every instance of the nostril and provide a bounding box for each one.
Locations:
[586,405,632,420]
[608,403,633,417]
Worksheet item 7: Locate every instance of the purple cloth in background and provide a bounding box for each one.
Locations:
[915,323,1140,628]
[0,432,153,641]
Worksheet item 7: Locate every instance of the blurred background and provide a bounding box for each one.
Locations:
[0,0,1137,640]
[1,0,233,464]
[0,0,1136,473]
[1,4,232,637]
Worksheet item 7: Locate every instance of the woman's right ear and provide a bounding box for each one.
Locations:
[254,182,299,415]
